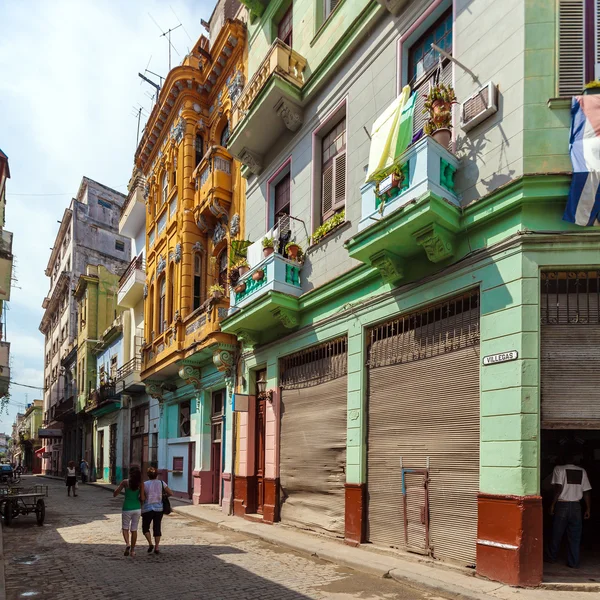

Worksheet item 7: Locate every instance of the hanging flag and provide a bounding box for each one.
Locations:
[563,95,600,226]
[365,86,415,182]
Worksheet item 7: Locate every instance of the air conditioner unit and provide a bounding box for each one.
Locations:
[460,81,498,132]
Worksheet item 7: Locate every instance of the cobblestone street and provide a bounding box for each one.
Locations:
[2,477,454,600]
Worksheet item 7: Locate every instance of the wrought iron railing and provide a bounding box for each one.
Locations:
[117,357,142,380]
[118,255,146,288]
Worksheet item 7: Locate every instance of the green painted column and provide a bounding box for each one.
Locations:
[346,321,365,485]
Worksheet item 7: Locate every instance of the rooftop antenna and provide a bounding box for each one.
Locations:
[131,105,149,145]
[170,5,193,54]
[148,13,181,71]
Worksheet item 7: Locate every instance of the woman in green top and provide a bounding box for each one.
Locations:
[113,465,145,557]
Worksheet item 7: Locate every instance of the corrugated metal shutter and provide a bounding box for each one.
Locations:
[279,338,347,536]
[541,271,600,428]
[558,0,585,97]
[367,292,480,567]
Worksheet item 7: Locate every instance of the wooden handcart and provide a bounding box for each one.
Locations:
[0,485,48,526]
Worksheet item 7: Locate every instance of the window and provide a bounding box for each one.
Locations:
[158,278,166,334]
[195,135,204,166]
[172,168,176,188]
[157,211,167,235]
[131,405,149,436]
[148,285,154,336]
[274,173,291,220]
[173,456,184,471]
[321,118,346,221]
[212,390,224,417]
[220,123,230,148]
[277,3,293,46]
[324,0,341,21]
[169,195,177,218]
[115,240,125,251]
[99,365,106,385]
[168,263,175,323]
[558,0,597,96]
[218,249,228,290]
[98,198,112,209]
[407,9,452,138]
[161,172,168,204]
[193,253,202,310]
[148,229,155,247]
[179,400,191,437]
[110,355,118,380]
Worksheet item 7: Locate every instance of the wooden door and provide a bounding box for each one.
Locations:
[97,430,104,480]
[109,424,117,484]
[255,397,266,514]
[211,427,222,504]
[188,442,196,500]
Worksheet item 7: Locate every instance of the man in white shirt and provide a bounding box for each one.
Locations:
[548,451,592,569]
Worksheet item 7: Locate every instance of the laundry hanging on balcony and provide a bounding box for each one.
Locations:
[365,85,415,183]
[563,95,600,226]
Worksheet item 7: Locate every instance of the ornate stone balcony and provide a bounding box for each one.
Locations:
[228,40,308,175]
[119,173,147,238]
[118,255,146,309]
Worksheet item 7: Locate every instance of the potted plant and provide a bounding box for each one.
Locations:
[262,237,275,257]
[423,83,457,148]
[583,81,600,95]
[285,241,302,260]
[209,284,225,299]
[235,258,250,275]
[234,281,246,294]
[252,268,265,281]
[228,267,240,288]
[373,164,404,200]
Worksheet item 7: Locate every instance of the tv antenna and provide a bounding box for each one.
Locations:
[148,13,181,71]
[131,104,149,146]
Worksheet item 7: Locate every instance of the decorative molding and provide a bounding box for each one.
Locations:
[192,241,205,253]
[369,250,403,284]
[174,242,182,264]
[197,214,210,233]
[238,147,263,176]
[213,346,235,372]
[209,199,228,220]
[145,381,165,401]
[414,223,455,263]
[143,284,148,299]
[273,307,299,329]
[227,71,245,103]
[230,213,240,237]
[157,255,167,275]
[213,221,227,245]
[237,329,259,348]
[275,98,303,132]
[178,364,201,390]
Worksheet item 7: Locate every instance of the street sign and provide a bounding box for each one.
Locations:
[232,394,250,412]
[482,350,518,366]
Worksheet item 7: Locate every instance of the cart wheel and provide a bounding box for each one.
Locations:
[35,499,45,526]
[4,499,13,526]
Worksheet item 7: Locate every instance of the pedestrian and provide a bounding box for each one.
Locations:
[142,467,173,555]
[113,465,145,557]
[79,458,89,484]
[548,449,592,569]
[66,460,78,497]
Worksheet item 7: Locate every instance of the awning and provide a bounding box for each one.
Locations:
[35,446,46,455]
[365,85,415,182]
[38,428,63,438]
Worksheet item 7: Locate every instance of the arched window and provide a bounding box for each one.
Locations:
[195,134,204,167]
[193,253,202,310]
[161,172,168,204]
[168,263,175,323]
[148,285,154,338]
[158,277,166,334]
[220,122,230,148]
[218,249,228,290]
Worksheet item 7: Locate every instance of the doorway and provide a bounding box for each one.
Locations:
[211,390,224,504]
[254,370,267,515]
[109,424,117,484]
[97,430,105,480]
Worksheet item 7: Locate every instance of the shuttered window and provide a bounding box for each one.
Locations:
[558,0,599,96]
[274,173,291,217]
[277,3,293,47]
[321,119,346,221]
[324,0,341,21]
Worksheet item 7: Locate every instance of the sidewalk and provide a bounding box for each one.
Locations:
[173,503,597,600]
[35,476,596,598]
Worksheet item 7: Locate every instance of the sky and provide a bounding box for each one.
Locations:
[0,0,215,433]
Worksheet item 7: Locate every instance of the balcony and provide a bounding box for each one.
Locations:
[120,172,147,238]
[228,40,307,176]
[347,136,461,286]
[86,383,120,415]
[192,146,233,229]
[115,356,144,394]
[118,255,146,309]
[0,341,9,397]
[0,229,13,302]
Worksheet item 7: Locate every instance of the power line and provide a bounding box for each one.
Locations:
[8,381,44,391]
[8,184,128,197]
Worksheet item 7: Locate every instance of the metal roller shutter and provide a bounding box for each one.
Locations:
[541,271,600,429]
[367,292,480,567]
[279,338,347,536]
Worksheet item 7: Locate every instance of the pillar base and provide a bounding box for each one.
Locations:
[345,483,366,546]
[222,472,232,514]
[192,470,214,504]
[477,493,543,587]
[263,478,279,523]
[233,475,257,516]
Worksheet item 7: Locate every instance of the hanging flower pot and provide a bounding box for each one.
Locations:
[234,281,246,294]
[263,247,274,258]
[239,265,249,276]
[252,269,265,281]
[262,237,275,257]
[285,242,301,260]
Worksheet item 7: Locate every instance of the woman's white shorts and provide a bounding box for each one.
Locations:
[122,509,141,531]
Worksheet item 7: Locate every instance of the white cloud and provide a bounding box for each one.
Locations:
[0,0,214,431]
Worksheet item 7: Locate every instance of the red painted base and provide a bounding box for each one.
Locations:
[477,493,543,587]
[233,475,257,516]
[263,478,279,523]
[192,470,213,504]
[344,483,366,546]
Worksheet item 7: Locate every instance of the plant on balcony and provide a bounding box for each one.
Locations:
[209,284,225,299]
[584,80,600,95]
[234,258,250,275]
[228,266,240,288]
[234,280,247,294]
[423,83,457,148]
[373,163,404,201]
[252,268,265,282]
[285,242,302,260]
[262,237,275,257]
[311,210,345,245]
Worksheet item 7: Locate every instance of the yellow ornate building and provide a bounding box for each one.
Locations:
[134,16,246,509]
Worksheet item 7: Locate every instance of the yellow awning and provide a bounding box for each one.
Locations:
[365,85,415,182]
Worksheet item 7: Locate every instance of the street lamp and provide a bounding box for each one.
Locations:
[256,373,272,401]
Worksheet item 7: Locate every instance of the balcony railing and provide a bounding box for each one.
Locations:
[119,255,146,289]
[0,229,13,258]
[117,357,142,380]
[118,256,146,309]
[193,146,233,216]
[86,383,120,412]
[232,40,307,130]
[120,173,147,218]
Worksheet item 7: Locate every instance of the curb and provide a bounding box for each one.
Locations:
[172,506,495,600]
